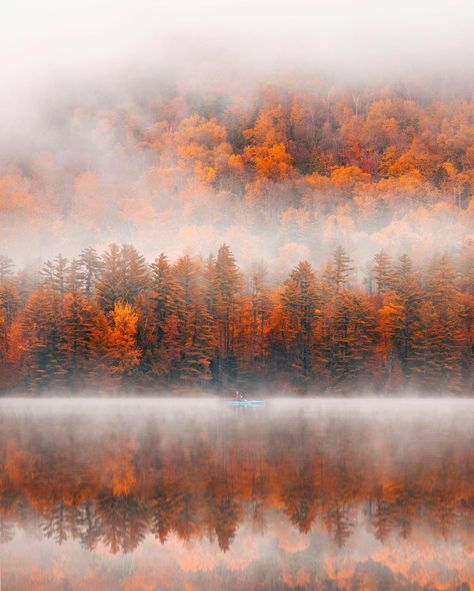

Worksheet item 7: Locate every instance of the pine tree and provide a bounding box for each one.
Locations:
[0,255,14,283]
[79,246,103,297]
[65,259,82,294]
[22,287,64,389]
[96,243,122,311]
[213,244,242,383]
[372,250,394,294]
[60,292,101,385]
[0,282,20,326]
[391,255,423,380]
[332,246,354,292]
[148,253,184,374]
[173,255,201,352]
[120,244,150,303]
[422,256,465,391]
[204,254,218,316]
[321,292,378,390]
[249,262,271,363]
[88,307,113,384]
[409,301,444,391]
[41,254,68,297]
[281,260,319,383]
[96,244,150,311]
[425,255,458,311]
[179,302,216,384]
[151,254,182,322]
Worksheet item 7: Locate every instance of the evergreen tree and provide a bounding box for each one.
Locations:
[425,255,458,310]
[426,256,465,391]
[96,244,150,311]
[249,262,271,363]
[0,282,20,326]
[66,259,83,294]
[150,254,182,323]
[22,287,64,388]
[120,244,150,302]
[321,292,378,390]
[332,246,354,292]
[372,250,394,294]
[96,243,122,311]
[409,301,443,391]
[79,246,103,297]
[179,302,216,384]
[391,254,423,380]
[281,260,319,382]
[0,255,14,283]
[148,253,184,374]
[213,244,242,383]
[41,254,68,297]
[60,292,101,385]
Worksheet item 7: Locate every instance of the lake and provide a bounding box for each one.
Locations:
[0,398,473,590]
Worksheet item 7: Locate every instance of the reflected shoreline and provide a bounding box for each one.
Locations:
[1,398,474,590]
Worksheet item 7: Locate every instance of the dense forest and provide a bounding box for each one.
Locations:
[1,78,473,393]
[0,239,472,393]
[1,79,473,265]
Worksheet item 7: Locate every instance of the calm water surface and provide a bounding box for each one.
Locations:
[1,398,474,590]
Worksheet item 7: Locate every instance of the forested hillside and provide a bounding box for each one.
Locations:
[1,79,473,264]
[1,77,473,393]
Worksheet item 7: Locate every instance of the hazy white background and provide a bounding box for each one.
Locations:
[1,0,473,134]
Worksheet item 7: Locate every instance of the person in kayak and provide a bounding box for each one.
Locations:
[233,390,247,401]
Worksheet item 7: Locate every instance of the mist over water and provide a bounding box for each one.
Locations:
[1,397,474,589]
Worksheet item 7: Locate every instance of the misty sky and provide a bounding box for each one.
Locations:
[1,0,474,126]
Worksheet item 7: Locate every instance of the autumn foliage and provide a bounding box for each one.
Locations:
[0,77,473,393]
[0,241,472,393]
[0,79,473,266]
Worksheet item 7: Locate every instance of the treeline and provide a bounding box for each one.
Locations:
[0,241,472,393]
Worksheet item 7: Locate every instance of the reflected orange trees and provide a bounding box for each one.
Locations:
[1,410,474,554]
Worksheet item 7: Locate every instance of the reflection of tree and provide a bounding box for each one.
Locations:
[281,476,318,534]
[1,411,474,557]
[392,489,417,540]
[371,499,395,543]
[173,491,201,543]
[0,477,19,543]
[323,501,354,548]
[215,495,242,551]
[150,486,178,544]
[42,501,81,544]
[96,492,149,554]
[77,500,101,550]
[0,513,14,543]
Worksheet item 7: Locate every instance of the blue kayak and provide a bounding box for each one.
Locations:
[224,400,265,407]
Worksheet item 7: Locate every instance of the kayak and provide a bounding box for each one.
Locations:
[224,400,265,407]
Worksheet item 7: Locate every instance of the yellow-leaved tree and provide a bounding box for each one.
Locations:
[107,302,140,380]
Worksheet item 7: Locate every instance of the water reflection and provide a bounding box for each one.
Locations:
[1,398,474,590]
